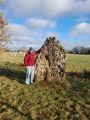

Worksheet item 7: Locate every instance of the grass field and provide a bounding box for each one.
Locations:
[0,52,90,120]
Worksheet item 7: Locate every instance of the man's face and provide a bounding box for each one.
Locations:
[30,49,33,53]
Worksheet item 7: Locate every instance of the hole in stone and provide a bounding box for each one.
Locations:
[45,55,50,67]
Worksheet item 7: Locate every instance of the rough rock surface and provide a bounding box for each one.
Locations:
[35,37,66,82]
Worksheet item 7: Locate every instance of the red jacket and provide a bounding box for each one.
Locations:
[24,49,41,67]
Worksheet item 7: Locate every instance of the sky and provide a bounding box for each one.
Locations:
[0,0,90,51]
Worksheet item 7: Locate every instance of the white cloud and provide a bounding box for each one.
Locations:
[25,18,56,30]
[6,0,90,18]
[41,0,72,17]
[60,40,77,50]
[8,23,45,50]
[9,23,30,37]
[60,38,90,50]
[67,22,90,49]
[76,16,89,23]
[9,23,42,37]
[11,36,34,42]
[69,22,90,37]
[7,0,40,17]
[9,36,45,50]
[3,0,90,50]
[8,23,90,50]
[46,32,61,39]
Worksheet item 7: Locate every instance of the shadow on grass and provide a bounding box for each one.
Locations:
[0,101,34,120]
[66,70,90,80]
[66,70,90,92]
[0,62,90,85]
[0,62,26,84]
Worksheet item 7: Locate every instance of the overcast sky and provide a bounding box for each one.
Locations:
[1,0,90,50]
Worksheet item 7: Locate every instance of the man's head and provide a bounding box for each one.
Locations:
[29,47,33,53]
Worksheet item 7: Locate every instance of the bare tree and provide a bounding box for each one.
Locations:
[72,46,85,54]
[21,46,27,52]
[86,47,90,54]
[0,0,10,61]
[0,12,10,48]
[0,0,10,49]
[0,0,6,6]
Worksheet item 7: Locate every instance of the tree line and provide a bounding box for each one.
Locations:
[0,0,10,52]
[67,46,90,54]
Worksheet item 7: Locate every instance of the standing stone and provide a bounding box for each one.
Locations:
[34,37,66,82]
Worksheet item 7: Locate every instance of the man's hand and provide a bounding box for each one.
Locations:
[26,66,28,69]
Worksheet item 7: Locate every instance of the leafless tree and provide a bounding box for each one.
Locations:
[0,0,10,61]
[72,46,85,54]
[0,0,10,49]
[21,46,27,52]
[0,0,6,6]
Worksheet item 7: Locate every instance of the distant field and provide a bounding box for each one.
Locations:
[0,52,24,63]
[66,54,90,72]
[0,52,90,72]
[0,52,90,120]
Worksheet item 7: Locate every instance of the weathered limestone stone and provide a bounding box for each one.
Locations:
[35,37,66,82]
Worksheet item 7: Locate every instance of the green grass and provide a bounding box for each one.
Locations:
[0,53,90,120]
[0,52,24,63]
[66,54,90,72]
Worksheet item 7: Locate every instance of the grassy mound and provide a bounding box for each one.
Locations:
[0,54,90,120]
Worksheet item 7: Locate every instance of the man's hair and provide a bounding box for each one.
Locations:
[29,47,33,50]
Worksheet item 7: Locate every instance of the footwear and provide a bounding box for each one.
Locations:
[27,84,30,86]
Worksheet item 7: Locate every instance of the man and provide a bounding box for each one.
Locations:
[24,47,41,85]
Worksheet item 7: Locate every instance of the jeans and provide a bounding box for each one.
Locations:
[25,66,34,85]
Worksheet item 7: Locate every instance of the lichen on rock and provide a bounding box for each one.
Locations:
[35,37,66,82]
